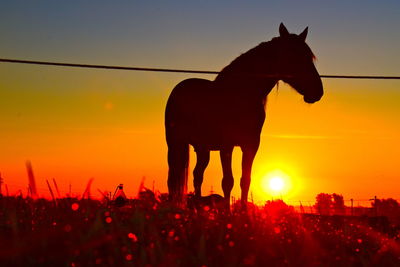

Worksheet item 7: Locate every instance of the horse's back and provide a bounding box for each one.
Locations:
[165,78,265,149]
[168,78,213,96]
[166,78,213,108]
[165,78,214,144]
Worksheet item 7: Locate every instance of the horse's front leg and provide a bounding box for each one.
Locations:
[240,145,258,207]
[193,149,210,198]
[220,146,234,206]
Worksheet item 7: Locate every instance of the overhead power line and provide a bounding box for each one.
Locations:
[0,58,218,75]
[1,58,400,80]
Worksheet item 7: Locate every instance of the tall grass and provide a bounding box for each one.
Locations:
[0,194,399,266]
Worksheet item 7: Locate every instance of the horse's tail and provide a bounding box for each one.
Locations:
[165,84,190,203]
[166,141,189,203]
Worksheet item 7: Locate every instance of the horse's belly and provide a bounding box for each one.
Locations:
[188,122,242,150]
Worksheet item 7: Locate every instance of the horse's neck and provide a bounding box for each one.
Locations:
[214,43,279,98]
[214,76,277,99]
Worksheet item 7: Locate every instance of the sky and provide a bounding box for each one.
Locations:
[1,1,400,204]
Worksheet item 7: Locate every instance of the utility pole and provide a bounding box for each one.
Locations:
[369,196,378,216]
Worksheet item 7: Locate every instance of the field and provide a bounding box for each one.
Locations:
[1,192,400,267]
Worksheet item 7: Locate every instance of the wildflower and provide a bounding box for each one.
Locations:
[125,254,133,261]
[128,233,138,242]
[168,230,175,237]
[71,203,79,211]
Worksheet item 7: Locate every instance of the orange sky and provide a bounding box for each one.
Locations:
[1,66,399,204]
[1,2,400,204]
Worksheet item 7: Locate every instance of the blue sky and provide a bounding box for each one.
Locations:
[1,1,399,74]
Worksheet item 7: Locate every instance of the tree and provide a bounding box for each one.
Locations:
[315,193,332,215]
[332,193,345,215]
[373,198,400,217]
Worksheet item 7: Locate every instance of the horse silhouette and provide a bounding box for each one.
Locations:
[165,23,323,206]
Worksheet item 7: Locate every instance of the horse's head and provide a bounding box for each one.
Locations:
[275,23,323,104]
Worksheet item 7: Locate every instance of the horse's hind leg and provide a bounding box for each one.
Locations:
[240,146,258,207]
[193,149,210,198]
[220,147,234,206]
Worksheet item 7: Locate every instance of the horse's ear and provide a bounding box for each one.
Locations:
[299,27,308,41]
[279,23,289,37]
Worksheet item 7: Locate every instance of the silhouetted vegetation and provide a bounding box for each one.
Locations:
[372,198,400,225]
[315,193,346,216]
[315,193,332,215]
[1,193,400,266]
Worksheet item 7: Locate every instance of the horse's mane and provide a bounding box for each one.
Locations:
[215,36,316,82]
[215,41,272,81]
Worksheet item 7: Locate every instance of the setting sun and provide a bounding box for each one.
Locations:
[269,176,285,192]
[259,169,294,198]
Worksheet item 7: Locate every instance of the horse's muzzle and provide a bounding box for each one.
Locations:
[304,95,322,104]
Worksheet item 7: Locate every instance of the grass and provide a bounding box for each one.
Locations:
[0,193,400,266]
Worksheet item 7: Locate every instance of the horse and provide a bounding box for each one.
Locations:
[165,23,323,207]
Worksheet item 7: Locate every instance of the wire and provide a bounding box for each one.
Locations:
[0,58,218,75]
[1,58,400,80]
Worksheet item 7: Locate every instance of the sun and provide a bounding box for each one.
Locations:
[269,176,284,192]
[254,165,301,202]
[260,170,291,196]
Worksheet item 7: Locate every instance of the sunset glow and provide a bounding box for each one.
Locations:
[1,2,400,204]
[2,2,400,266]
